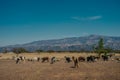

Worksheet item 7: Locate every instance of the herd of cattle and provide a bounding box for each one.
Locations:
[13,54,120,68]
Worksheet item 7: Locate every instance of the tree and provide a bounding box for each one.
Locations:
[35,49,44,53]
[47,50,55,53]
[12,48,28,54]
[95,38,105,57]
[104,47,113,53]
[98,38,104,50]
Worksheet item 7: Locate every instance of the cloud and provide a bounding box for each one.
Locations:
[71,16,102,21]
[88,16,102,20]
[71,17,81,20]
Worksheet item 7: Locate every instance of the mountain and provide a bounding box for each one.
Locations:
[0,35,120,52]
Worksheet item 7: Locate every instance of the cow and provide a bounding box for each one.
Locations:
[50,57,56,64]
[41,57,49,63]
[27,57,40,62]
[15,56,26,64]
[16,57,20,64]
[64,56,72,63]
[102,55,108,61]
[78,56,85,62]
[37,57,40,62]
[116,57,120,61]
[87,56,95,62]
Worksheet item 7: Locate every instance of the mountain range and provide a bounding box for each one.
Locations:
[0,35,120,52]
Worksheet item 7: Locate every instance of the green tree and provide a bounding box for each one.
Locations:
[98,38,104,50]
[47,50,55,53]
[104,47,113,53]
[35,49,44,53]
[95,38,105,57]
[12,48,28,54]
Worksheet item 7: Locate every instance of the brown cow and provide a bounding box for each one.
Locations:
[78,56,85,62]
[41,57,49,63]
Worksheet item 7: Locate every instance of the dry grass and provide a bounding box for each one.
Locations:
[0,53,120,80]
[0,52,98,59]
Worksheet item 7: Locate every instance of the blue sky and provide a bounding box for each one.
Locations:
[0,0,120,46]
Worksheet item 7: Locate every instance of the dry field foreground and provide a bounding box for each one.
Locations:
[0,53,120,80]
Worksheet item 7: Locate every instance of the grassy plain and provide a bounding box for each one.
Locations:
[0,52,120,80]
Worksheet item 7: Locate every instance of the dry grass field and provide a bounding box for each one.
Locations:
[0,52,120,80]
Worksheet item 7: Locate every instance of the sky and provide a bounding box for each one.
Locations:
[0,0,120,47]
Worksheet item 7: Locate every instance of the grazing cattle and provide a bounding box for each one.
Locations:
[16,57,20,64]
[27,57,40,62]
[114,57,120,61]
[27,58,33,61]
[72,56,79,68]
[102,55,108,61]
[107,54,113,58]
[33,57,38,61]
[37,57,40,62]
[116,58,120,61]
[64,56,72,63]
[78,56,85,62]
[107,53,115,59]
[15,56,26,64]
[19,56,26,61]
[41,57,49,63]
[94,56,100,60]
[87,56,95,62]
[50,57,56,64]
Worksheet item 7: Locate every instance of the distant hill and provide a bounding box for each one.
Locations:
[0,35,120,52]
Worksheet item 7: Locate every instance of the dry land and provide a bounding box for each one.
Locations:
[0,53,120,80]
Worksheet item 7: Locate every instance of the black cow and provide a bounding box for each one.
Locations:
[64,56,71,63]
[87,56,95,62]
[102,55,108,61]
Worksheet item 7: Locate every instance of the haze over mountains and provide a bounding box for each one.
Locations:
[0,35,120,52]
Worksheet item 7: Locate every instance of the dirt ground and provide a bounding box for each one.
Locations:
[0,53,120,80]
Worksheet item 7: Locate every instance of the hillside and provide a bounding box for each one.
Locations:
[0,35,120,52]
